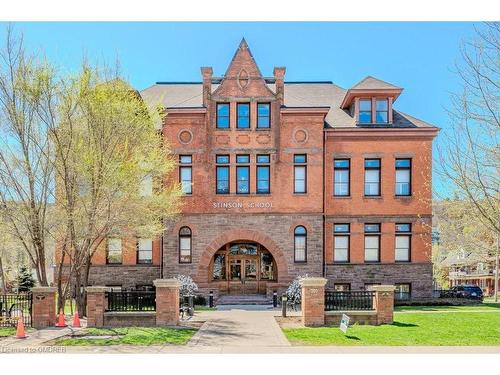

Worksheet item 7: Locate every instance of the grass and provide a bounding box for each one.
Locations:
[53,326,197,346]
[0,327,16,337]
[395,303,500,312]
[282,305,500,346]
[194,305,217,311]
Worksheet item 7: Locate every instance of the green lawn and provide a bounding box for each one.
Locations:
[0,327,16,337]
[283,305,500,346]
[53,326,197,346]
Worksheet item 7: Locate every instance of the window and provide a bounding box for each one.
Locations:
[257,103,270,128]
[334,224,350,263]
[137,238,153,264]
[256,154,270,194]
[376,99,389,123]
[359,99,372,124]
[364,224,381,262]
[212,253,226,280]
[294,226,307,262]
[216,103,230,128]
[236,155,250,194]
[395,158,411,196]
[216,155,230,194]
[293,154,307,193]
[364,159,381,196]
[237,103,250,128]
[140,175,153,197]
[179,155,192,195]
[334,283,351,291]
[334,159,350,196]
[395,283,411,300]
[107,238,122,264]
[395,223,411,262]
[179,227,192,263]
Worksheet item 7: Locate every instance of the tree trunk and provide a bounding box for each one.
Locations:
[495,234,499,303]
[0,256,6,293]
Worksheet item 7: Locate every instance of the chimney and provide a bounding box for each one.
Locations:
[201,67,213,107]
[273,67,286,105]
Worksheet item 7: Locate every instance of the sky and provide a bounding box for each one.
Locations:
[1,22,480,195]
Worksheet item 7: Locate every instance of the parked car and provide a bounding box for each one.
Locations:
[450,285,483,300]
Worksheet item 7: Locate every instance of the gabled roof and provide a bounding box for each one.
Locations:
[351,75,402,90]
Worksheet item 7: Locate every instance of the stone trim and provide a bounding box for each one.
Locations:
[153,278,181,288]
[299,277,328,287]
[325,310,376,316]
[32,287,57,293]
[369,285,396,292]
[86,286,109,293]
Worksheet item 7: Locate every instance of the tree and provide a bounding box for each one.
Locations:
[50,65,182,314]
[286,274,309,304]
[0,26,55,286]
[16,264,35,292]
[438,22,500,301]
[175,274,198,297]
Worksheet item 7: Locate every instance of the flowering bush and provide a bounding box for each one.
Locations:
[174,274,198,297]
[286,274,309,303]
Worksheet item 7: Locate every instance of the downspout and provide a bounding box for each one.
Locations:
[322,129,327,279]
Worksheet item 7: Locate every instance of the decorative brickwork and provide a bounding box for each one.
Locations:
[300,277,328,327]
[154,279,180,326]
[86,286,107,327]
[31,287,56,329]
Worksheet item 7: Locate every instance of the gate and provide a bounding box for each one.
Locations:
[0,293,32,327]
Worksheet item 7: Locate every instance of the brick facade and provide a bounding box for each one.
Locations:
[64,39,438,301]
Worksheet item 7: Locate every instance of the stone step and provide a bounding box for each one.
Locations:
[216,294,273,305]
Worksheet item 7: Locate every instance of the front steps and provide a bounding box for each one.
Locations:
[216,294,273,306]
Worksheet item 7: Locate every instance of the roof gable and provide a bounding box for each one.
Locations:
[212,39,275,98]
[351,76,401,90]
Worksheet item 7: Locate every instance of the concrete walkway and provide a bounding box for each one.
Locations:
[0,326,81,352]
[187,308,290,348]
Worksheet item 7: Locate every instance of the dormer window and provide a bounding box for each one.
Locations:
[359,99,372,124]
[376,99,389,123]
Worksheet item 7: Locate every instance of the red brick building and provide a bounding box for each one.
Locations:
[86,39,438,299]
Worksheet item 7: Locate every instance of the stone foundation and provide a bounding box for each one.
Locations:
[325,262,432,298]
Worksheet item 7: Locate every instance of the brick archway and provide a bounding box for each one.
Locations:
[197,229,289,282]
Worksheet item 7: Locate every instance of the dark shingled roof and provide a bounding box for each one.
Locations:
[140,81,436,129]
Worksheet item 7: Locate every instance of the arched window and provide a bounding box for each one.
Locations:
[179,227,192,263]
[294,226,307,262]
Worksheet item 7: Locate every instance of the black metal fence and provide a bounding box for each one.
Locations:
[325,290,375,311]
[106,291,156,312]
[0,293,32,327]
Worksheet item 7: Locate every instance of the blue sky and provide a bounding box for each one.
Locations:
[2,22,479,195]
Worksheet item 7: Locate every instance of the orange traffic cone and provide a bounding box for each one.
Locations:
[72,311,81,328]
[16,314,27,339]
[55,308,67,327]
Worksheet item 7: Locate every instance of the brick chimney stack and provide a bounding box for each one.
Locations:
[201,67,213,107]
[273,66,286,105]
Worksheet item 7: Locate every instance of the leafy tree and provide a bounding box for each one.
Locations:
[50,66,182,314]
[438,22,499,301]
[0,26,54,286]
[16,264,35,292]
[286,274,309,304]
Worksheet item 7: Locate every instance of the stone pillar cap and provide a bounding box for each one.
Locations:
[154,278,181,288]
[299,277,328,287]
[368,285,396,292]
[31,287,57,293]
[85,286,109,292]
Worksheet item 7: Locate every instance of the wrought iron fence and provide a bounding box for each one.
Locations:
[106,291,156,312]
[0,293,32,327]
[325,290,375,311]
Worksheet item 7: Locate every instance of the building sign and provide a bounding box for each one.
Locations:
[212,202,273,209]
[340,313,350,333]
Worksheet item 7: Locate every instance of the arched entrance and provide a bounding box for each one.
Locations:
[209,242,277,294]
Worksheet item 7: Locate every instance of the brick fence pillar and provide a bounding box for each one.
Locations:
[31,287,56,329]
[154,279,180,326]
[85,286,107,327]
[300,277,328,327]
[370,285,396,325]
